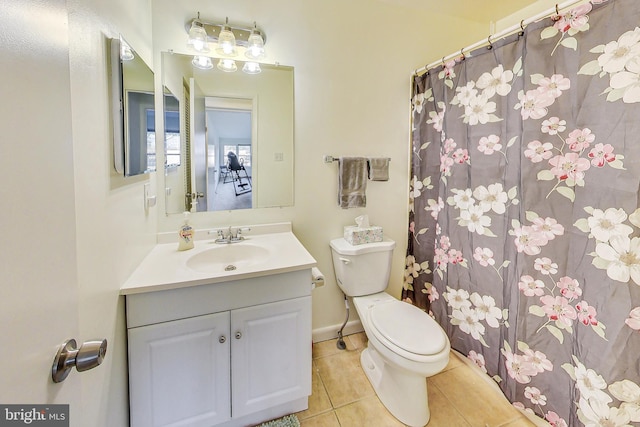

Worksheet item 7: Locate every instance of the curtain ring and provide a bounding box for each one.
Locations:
[460,48,465,60]
[442,56,446,66]
[519,20,526,35]
[487,35,493,50]
[555,4,560,15]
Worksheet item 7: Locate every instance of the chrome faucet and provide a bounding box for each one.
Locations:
[209,226,251,244]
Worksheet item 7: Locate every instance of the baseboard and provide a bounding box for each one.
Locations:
[312,320,363,343]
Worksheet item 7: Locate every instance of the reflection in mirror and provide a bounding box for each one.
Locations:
[110,35,156,176]
[163,89,180,168]
[161,52,294,214]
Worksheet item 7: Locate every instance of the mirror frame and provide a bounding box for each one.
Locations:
[110,36,125,174]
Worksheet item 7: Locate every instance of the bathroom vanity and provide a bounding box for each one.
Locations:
[120,223,316,427]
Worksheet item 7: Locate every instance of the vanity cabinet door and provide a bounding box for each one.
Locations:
[128,312,231,427]
[231,296,312,418]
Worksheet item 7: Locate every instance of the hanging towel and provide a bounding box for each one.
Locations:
[338,157,368,208]
[368,158,389,181]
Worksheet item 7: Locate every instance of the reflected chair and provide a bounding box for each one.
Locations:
[227,151,252,196]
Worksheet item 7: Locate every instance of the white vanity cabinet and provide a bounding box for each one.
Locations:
[125,269,312,427]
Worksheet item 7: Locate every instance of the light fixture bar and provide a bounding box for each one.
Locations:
[184,18,267,48]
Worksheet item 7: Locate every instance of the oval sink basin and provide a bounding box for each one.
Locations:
[186,244,271,273]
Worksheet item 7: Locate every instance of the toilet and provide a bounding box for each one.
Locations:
[330,237,450,427]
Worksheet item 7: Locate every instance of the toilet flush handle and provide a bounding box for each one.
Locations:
[339,257,351,264]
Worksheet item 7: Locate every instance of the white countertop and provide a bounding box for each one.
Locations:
[120,224,317,295]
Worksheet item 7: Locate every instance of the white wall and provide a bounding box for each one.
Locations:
[495,0,590,32]
[152,0,492,340]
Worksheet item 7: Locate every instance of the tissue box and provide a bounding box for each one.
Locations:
[344,225,383,245]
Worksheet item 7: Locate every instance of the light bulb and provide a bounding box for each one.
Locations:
[120,44,134,61]
[192,55,213,70]
[215,21,237,57]
[242,61,261,74]
[245,30,265,60]
[187,20,209,53]
[217,58,237,72]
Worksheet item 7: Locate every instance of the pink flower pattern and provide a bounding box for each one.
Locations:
[588,143,616,167]
[540,295,577,327]
[548,152,591,181]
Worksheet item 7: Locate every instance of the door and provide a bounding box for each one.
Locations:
[0,0,82,414]
[190,78,207,212]
[231,297,312,418]
[128,312,231,427]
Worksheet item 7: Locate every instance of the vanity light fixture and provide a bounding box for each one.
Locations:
[184,14,267,60]
[242,61,261,74]
[187,13,210,53]
[217,58,238,72]
[192,55,213,70]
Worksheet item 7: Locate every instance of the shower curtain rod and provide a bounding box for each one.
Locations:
[413,0,589,76]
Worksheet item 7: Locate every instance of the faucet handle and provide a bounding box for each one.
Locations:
[208,229,225,238]
[236,227,251,238]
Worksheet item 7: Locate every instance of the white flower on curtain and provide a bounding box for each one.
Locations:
[447,184,518,237]
[403,255,431,294]
[579,27,640,103]
[444,287,505,347]
[562,357,640,426]
[476,64,514,97]
[576,206,640,286]
[448,61,522,125]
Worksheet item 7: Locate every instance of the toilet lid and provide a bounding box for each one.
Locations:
[370,301,447,356]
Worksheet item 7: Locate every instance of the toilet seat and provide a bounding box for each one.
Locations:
[369,300,447,361]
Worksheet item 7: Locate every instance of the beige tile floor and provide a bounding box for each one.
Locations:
[296,333,537,427]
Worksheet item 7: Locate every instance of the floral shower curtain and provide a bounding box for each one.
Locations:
[404,0,640,425]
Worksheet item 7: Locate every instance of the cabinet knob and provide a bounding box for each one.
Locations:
[235,331,242,339]
[219,335,226,344]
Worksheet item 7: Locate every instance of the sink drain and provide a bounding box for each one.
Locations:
[224,264,237,271]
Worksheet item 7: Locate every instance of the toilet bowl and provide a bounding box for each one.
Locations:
[353,293,450,427]
[330,237,450,427]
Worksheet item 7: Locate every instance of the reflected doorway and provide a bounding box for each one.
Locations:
[205,97,254,211]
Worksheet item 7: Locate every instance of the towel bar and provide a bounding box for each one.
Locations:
[323,155,391,163]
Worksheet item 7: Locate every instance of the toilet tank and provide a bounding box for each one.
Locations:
[330,237,396,297]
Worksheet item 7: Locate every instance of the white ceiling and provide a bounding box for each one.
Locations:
[207,109,251,140]
[376,0,540,23]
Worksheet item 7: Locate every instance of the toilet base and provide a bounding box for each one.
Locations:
[360,345,430,427]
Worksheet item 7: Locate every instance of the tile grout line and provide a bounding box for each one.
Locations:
[429,371,473,427]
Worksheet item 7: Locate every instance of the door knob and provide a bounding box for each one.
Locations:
[52,338,107,383]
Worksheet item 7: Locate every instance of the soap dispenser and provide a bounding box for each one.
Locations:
[178,211,195,251]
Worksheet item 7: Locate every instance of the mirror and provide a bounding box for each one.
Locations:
[161,52,294,214]
[110,35,156,176]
